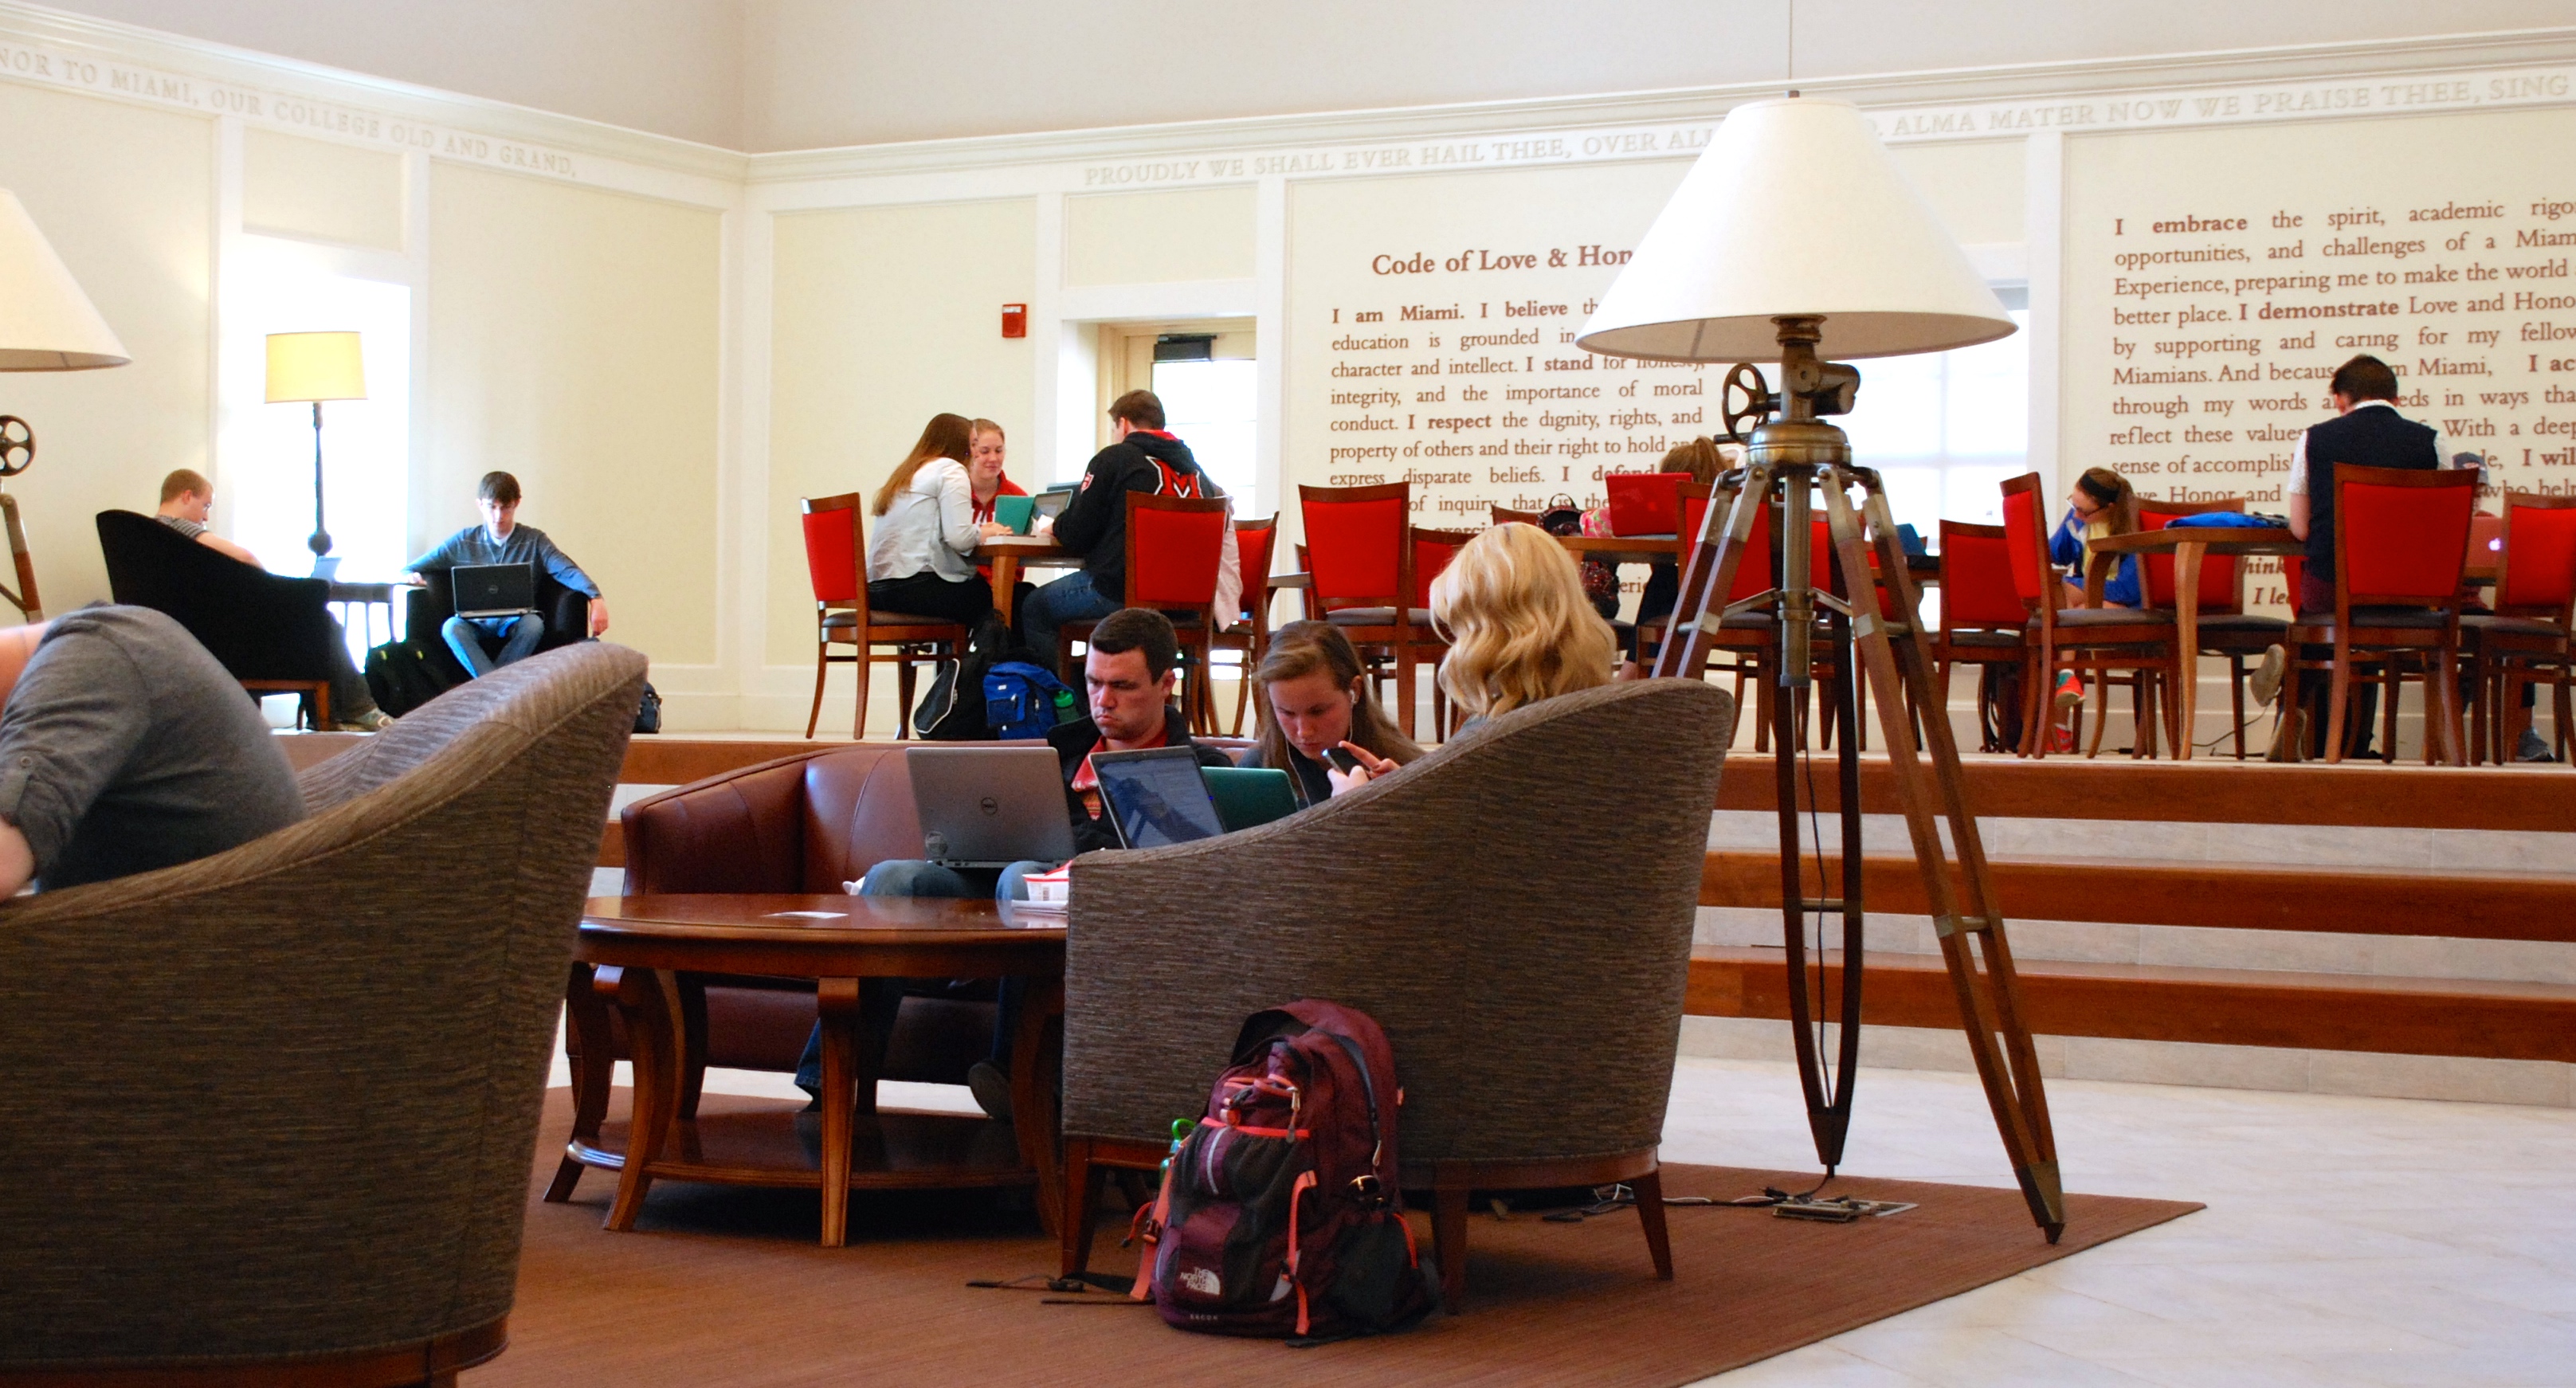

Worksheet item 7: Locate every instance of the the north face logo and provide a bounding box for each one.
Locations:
[1178,1267,1221,1296]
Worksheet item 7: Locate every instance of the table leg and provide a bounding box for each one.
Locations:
[2174,542,2204,762]
[814,977,865,1248]
[990,555,1021,625]
[603,965,680,1232]
[1011,974,1067,1238]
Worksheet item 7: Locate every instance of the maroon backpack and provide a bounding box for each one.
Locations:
[1131,999,1438,1341]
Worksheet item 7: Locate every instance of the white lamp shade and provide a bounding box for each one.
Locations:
[265,331,366,402]
[0,189,129,371]
[1577,96,2014,363]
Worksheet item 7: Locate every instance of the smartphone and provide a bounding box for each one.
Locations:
[1319,746,1363,774]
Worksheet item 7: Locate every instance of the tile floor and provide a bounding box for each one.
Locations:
[1658,1057,2576,1386]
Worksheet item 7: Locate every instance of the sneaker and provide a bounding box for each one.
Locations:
[2050,726,2076,754]
[2052,671,2084,710]
[966,1061,1014,1121]
[335,709,397,732]
[2249,645,2286,708]
[2515,728,2558,763]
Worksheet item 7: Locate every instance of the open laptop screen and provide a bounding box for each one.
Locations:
[1091,747,1228,849]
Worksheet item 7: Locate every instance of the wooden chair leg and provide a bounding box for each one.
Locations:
[1059,1138,1111,1280]
[2435,637,2467,767]
[852,646,872,740]
[806,642,831,739]
[2471,653,2493,765]
[1393,634,1417,738]
[2324,641,2351,764]
[896,660,919,740]
[1433,1186,1469,1312]
[2228,654,2249,760]
[545,961,614,1203]
[1631,1166,1675,1281]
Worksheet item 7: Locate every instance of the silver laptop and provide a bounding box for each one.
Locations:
[906,746,1078,869]
[1091,747,1228,849]
[452,563,538,619]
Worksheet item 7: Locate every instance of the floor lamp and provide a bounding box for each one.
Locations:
[265,331,365,573]
[0,189,132,621]
[1578,94,2065,1240]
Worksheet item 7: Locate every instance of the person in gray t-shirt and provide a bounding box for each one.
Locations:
[0,606,306,893]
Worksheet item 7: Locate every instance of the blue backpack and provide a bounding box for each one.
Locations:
[984,661,1080,739]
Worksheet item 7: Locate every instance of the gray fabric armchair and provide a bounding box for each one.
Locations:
[1058,677,1734,1307]
[0,641,648,1386]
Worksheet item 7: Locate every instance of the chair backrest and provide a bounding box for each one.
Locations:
[1061,679,1735,1164]
[2332,465,2478,606]
[1490,506,1542,527]
[92,510,336,681]
[1997,472,2056,613]
[1233,516,1279,623]
[1677,484,1714,558]
[2498,492,2576,621]
[1694,488,1774,605]
[2135,496,2246,613]
[1604,471,1688,536]
[0,641,647,1368]
[1300,481,1410,610]
[1410,527,1477,609]
[1939,521,2026,629]
[1122,492,1229,611]
[800,492,865,606]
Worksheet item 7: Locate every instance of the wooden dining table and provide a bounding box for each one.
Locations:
[2080,527,2500,762]
[975,533,1078,623]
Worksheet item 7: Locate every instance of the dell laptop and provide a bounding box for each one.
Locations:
[906,746,1078,869]
[1090,747,1230,849]
[451,563,539,620]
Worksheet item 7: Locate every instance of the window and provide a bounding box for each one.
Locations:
[1149,357,1258,504]
[1835,306,2030,531]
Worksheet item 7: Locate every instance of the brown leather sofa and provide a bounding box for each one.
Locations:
[564,736,1253,1119]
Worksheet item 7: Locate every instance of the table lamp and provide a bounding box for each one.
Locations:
[0,187,131,621]
[265,331,366,569]
[1577,94,2064,1240]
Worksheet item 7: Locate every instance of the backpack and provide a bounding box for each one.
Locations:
[1131,999,1438,1342]
[917,612,1020,739]
[633,680,661,734]
[982,660,1079,739]
[1535,493,1621,617]
[363,638,456,717]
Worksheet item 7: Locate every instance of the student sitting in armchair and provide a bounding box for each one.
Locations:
[405,470,608,677]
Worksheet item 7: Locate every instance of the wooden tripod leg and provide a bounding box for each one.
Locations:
[1821,479,2064,1240]
[1651,469,1770,681]
[0,492,41,621]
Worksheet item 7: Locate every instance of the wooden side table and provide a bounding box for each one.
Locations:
[561,893,1067,1245]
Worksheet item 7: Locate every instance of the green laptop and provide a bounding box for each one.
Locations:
[1200,767,1300,833]
[993,493,1037,535]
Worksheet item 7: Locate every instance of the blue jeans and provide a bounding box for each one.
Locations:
[790,857,1049,1096]
[441,613,544,677]
[1020,570,1120,680]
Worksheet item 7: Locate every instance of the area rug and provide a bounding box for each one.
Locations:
[481,1091,2198,1387]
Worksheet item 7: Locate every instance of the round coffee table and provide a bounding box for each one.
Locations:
[563,893,1066,1246]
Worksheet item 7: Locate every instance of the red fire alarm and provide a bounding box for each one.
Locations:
[1001,304,1027,339]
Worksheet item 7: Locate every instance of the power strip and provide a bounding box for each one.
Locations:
[1774,1196,1917,1223]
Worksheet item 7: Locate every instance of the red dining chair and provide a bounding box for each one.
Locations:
[2131,496,2287,760]
[1214,515,1280,735]
[1412,526,1476,737]
[1999,472,2178,759]
[1934,520,2032,754]
[799,492,970,739]
[1062,492,1232,733]
[1640,481,1780,747]
[2465,492,2576,763]
[2282,464,2477,764]
[1300,481,1434,737]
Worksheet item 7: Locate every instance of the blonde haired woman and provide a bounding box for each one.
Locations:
[1430,522,1620,724]
[866,412,1005,625]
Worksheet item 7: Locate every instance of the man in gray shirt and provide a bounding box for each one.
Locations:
[405,470,610,677]
[0,606,305,893]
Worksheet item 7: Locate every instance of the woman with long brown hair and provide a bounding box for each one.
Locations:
[1247,621,1424,805]
[2050,465,2141,608]
[865,412,1002,625]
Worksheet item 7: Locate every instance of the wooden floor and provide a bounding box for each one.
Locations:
[494,1091,2196,1387]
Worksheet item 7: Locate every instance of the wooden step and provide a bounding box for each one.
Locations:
[1701,851,2576,944]
[1686,947,2576,1063]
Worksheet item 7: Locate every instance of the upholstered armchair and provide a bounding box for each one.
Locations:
[1058,678,1735,1307]
[0,641,647,1385]
[96,508,343,723]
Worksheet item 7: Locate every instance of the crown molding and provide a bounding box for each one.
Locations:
[746,25,2576,185]
[0,1,747,205]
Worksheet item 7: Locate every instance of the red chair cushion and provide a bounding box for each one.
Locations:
[802,506,860,604]
[2000,485,2049,603]
[2503,504,2576,612]
[1236,524,1278,619]
[1303,496,1406,607]
[2135,508,2240,611]
[1128,504,1227,608]
[1940,523,2025,626]
[2342,479,2473,602]
[1410,532,1468,608]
